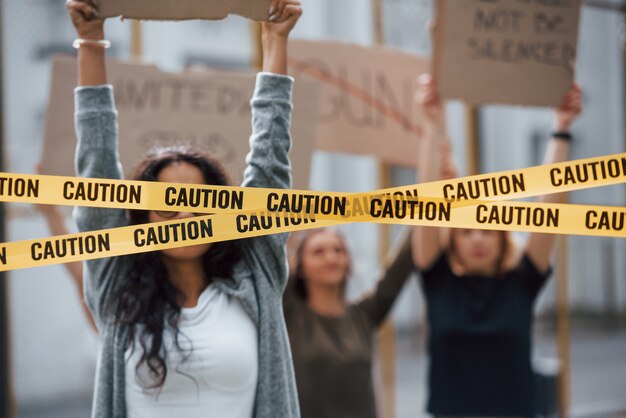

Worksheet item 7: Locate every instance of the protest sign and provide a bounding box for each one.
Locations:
[288,41,428,168]
[434,0,582,106]
[98,0,271,21]
[42,55,319,188]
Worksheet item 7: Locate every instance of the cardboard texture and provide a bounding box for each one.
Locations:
[98,0,272,21]
[288,40,428,168]
[42,55,319,189]
[434,0,582,107]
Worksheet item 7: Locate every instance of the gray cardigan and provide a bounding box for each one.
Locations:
[73,73,300,418]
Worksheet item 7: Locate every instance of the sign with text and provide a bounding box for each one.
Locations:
[98,0,271,21]
[288,41,428,168]
[42,55,319,188]
[434,0,582,106]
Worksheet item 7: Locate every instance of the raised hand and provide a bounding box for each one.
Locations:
[554,83,582,132]
[415,74,444,125]
[66,0,104,39]
[261,0,302,75]
[264,0,303,39]
[439,140,458,181]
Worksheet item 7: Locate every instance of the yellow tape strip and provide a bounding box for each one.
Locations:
[0,152,624,271]
[0,199,624,272]
[1,152,625,215]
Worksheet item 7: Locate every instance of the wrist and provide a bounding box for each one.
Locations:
[553,118,572,133]
[551,131,573,142]
[262,31,288,47]
[77,28,105,41]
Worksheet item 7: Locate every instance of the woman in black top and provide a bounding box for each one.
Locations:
[412,75,582,417]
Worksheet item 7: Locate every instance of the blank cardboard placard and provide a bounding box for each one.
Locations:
[98,0,272,21]
[42,55,319,189]
[434,0,582,107]
[288,40,428,168]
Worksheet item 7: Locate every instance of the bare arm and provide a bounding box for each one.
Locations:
[66,0,107,86]
[411,75,451,270]
[526,85,582,273]
[262,0,302,75]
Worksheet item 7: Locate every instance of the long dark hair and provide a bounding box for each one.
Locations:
[107,145,243,389]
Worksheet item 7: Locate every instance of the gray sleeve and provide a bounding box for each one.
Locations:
[73,85,127,330]
[241,73,294,293]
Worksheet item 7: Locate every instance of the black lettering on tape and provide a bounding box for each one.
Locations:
[165,187,243,210]
[134,219,213,247]
[0,177,39,198]
[476,205,559,227]
[443,174,525,202]
[236,212,316,233]
[585,210,625,231]
[63,181,142,204]
[31,233,111,261]
[550,157,626,187]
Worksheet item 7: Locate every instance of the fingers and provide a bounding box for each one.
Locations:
[270,0,288,22]
[269,0,279,18]
[415,74,440,107]
[270,0,301,23]
[280,4,303,23]
[561,84,582,112]
[66,0,98,20]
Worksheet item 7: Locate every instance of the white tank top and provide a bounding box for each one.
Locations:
[125,284,258,418]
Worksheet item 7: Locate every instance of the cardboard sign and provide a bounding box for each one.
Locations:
[288,41,428,168]
[41,55,319,189]
[434,0,582,107]
[98,0,272,21]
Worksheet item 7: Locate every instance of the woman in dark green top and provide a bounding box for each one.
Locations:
[284,229,414,418]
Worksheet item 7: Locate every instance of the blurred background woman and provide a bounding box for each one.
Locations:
[284,229,414,418]
[412,75,582,417]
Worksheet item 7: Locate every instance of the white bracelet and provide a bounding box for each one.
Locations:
[72,38,111,49]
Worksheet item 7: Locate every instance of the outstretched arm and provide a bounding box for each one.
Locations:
[356,230,414,327]
[526,85,582,273]
[67,0,126,329]
[66,0,107,86]
[411,75,453,270]
[241,1,302,294]
[261,0,302,75]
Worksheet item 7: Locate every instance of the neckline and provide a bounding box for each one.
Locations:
[181,284,216,315]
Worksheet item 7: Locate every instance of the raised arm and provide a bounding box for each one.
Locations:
[66,0,107,86]
[67,0,126,329]
[240,1,302,293]
[526,84,582,273]
[356,231,414,327]
[241,0,302,191]
[411,75,452,270]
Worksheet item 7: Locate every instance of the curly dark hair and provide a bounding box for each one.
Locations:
[106,145,243,389]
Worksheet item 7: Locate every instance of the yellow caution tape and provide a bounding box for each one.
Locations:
[0,200,624,272]
[0,152,624,271]
[1,152,625,215]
